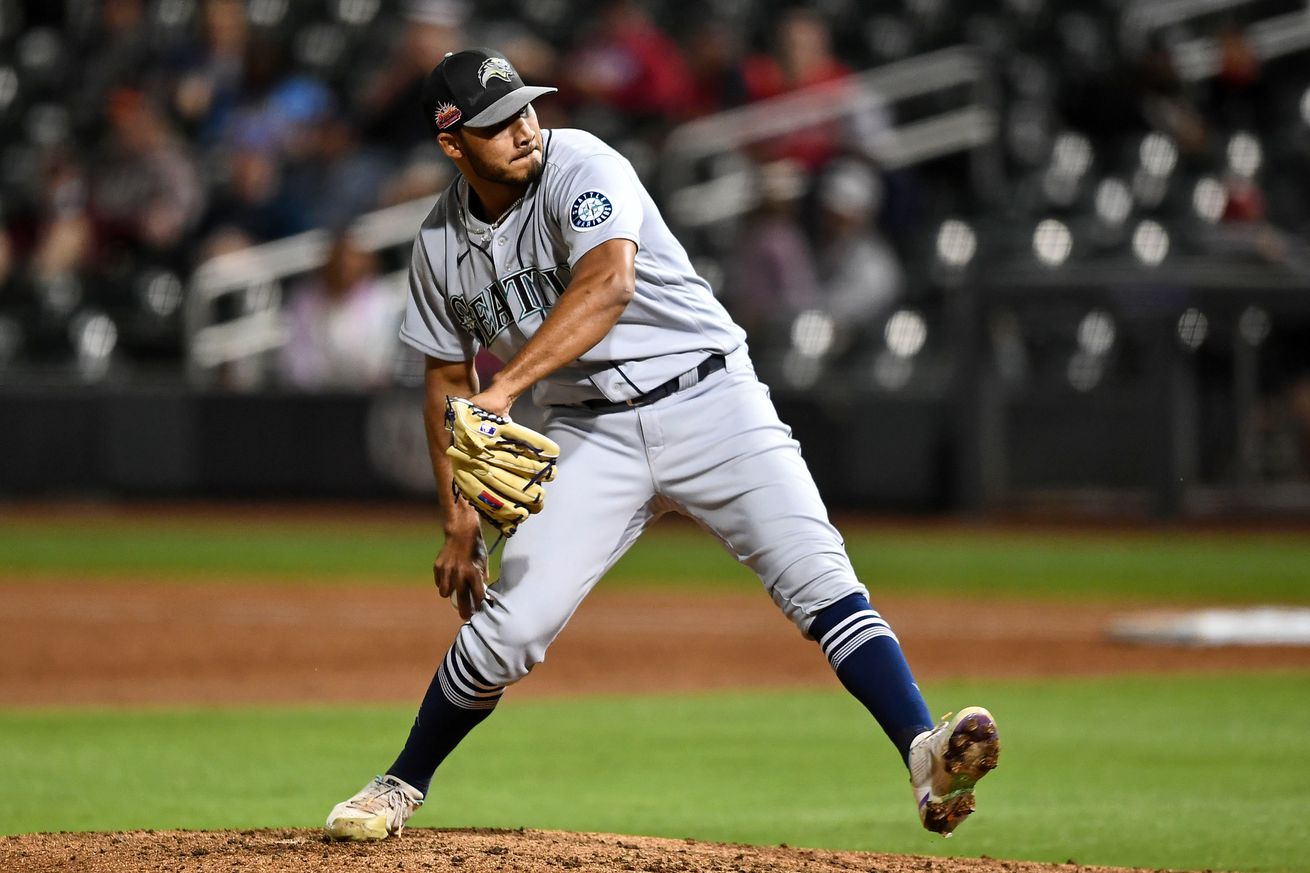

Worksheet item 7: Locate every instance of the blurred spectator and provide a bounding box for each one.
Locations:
[356,1,466,155]
[479,23,559,86]
[813,158,903,348]
[0,223,10,273]
[31,150,93,284]
[683,19,749,117]
[169,0,250,142]
[222,38,334,161]
[280,232,399,391]
[741,8,851,100]
[564,0,694,125]
[724,160,818,342]
[1220,131,1268,224]
[71,0,152,134]
[91,90,204,266]
[0,224,15,296]
[284,116,397,231]
[739,8,854,168]
[198,148,307,250]
[1210,23,1268,130]
[1135,34,1208,155]
[1223,173,1266,224]
[378,150,454,210]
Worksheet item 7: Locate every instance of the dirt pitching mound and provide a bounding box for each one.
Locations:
[0,828,1155,873]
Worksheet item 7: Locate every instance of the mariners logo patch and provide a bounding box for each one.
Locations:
[478,57,515,88]
[570,191,614,231]
[434,101,462,130]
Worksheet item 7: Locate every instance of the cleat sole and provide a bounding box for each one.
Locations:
[922,792,975,835]
[912,706,1001,837]
[943,710,1001,788]
[935,708,1000,835]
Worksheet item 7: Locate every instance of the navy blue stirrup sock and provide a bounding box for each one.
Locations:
[809,593,934,765]
[387,644,504,796]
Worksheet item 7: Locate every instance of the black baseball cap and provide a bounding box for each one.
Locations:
[420,49,557,135]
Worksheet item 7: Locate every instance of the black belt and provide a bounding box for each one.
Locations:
[579,354,727,414]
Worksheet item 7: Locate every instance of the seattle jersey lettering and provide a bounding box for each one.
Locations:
[449,264,572,346]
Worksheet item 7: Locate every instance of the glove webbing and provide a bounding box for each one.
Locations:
[456,456,557,558]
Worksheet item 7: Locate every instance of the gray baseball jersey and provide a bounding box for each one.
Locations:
[400,128,747,407]
[399,127,866,690]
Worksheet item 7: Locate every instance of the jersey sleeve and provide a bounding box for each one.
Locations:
[554,153,643,268]
[398,236,479,361]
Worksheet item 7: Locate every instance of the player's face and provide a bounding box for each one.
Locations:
[453,105,544,187]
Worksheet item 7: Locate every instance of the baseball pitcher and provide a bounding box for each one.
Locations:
[325,49,999,842]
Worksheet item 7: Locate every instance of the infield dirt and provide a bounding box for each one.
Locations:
[4,580,1307,706]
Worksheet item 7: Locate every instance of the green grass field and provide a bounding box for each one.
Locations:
[2,511,1308,872]
[2,513,1308,602]
[2,673,1308,873]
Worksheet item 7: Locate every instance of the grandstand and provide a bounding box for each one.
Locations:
[1,0,1308,514]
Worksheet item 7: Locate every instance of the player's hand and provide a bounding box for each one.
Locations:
[433,526,488,621]
[468,386,514,418]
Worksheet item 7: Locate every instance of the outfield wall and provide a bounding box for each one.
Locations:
[0,385,1170,511]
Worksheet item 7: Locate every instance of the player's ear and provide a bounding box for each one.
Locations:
[437,131,463,160]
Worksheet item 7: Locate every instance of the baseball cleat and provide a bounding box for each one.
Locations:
[907,706,1000,837]
[324,774,423,841]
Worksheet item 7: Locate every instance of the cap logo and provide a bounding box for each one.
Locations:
[477,57,515,88]
[434,101,462,130]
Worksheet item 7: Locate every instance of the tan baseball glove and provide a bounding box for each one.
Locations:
[444,397,560,538]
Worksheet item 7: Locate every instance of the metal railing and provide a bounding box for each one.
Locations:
[660,46,1001,231]
[184,197,434,386]
[1122,0,1310,81]
[660,45,995,229]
